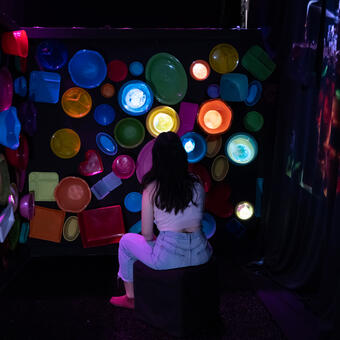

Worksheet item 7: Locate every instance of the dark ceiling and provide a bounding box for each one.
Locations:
[1,0,241,29]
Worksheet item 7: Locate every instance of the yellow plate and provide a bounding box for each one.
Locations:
[211,155,229,181]
[63,216,80,241]
[209,43,239,74]
[205,135,222,158]
[146,106,180,138]
[50,128,81,159]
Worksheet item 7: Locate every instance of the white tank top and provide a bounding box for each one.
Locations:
[153,182,205,232]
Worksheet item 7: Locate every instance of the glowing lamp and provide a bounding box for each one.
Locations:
[146,106,179,137]
[235,201,254,220]
[118,80,153,116]
[225,133,258,165]
[197,99,232,135]
[181,132,207,163]
[183,138,195,153]
[190,60,210,81]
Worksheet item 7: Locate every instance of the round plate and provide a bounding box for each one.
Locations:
[146,106,180,137]
[225,133,258,165]
[205,135,222,158]
[112,154,135,179]
[243,111,264,132]
[107,59,128,82]
[244,80,262,106]
[61,87,92,118]
[124,192,142,213]
[181,132,207,163]
[197,99,233,135]
[201,212,216,239]
[63,216,80,241]
[209,43,239,74]
[54,176,91,213]
[94,104,115,126]
[189,59,210,81]
[96,132,118,156]
[136,139,155,183]
[68,49,107,88]
[118,80,153,116]
[114,118,145,149]
[50,128,81,159]
[145,52,188,105]
[211,155,229,181]
[36,40,68,71]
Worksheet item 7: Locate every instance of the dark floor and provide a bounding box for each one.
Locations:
[0,254,286,340]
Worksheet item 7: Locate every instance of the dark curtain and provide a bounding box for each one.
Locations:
[250,0,340,338]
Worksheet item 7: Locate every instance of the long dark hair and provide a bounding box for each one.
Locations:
[141,132,200,214]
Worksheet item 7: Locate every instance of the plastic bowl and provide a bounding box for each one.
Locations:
[54,176,92,213]
[100,83,115,98]
[114,118,145,149]
[94,104,115,126]
[36,40,68,71]
[61,87,92,118]
[68,49,107,88]
[112,154,135,179]
[201,212,216,239]
[124,192,142,213]
[181,132,207,163]
[118,80,153,116]
[197,99,232,135]
[96,132,118,156]
[146,106,180,137]
[129,61,144,76]
[244,80,262,106]
[209,43,239,74]
[225,132,258,165]
[189,60,210,81]
[19,192,35,220]
[0,107,21,150]
[50,128,81,159]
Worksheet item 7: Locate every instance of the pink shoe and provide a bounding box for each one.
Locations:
[109,294,135,309]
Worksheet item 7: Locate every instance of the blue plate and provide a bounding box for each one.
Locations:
[124,192,142,213]
[68,49,107,89]
[244,80,262,106]
[118,80,153,116]
[181,132,207,163]
[129,61,144,76]
[96,132,118,156]
[94,104,116,126]
[201,212,216,239]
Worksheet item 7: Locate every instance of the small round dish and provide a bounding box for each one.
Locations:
[100,83,115,98]
[114,118,145,149]
[68,49,107,88]
[124,192,142,213]
[181,132,207,163]
[146,106,180,137]
[112,154,136,179]
[50,128,81,159]
[211,155,229,181]
[244,80,262,106]
[205,135,222,158]
[118,80,153,116]
[61,87,92,118]
[225,132,258,165]
[94,104,115,126]
[96,132,118,156]
[189,60,210,81]
[235,201,254,220]
[54,176,92,213]
[63,215,80,241]
[209,43,239,74]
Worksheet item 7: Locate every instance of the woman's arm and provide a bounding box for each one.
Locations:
[141,183,155,241]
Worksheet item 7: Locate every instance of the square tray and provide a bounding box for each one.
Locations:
[28,172,59,201]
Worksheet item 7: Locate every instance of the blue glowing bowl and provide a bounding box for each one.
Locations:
[118,80,153,116]
[181,132,207,163]
[225,132,258,165]
[68,49,107,89]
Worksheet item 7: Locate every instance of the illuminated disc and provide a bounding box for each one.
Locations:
[146,106,179,137]
[235,201,254,220]
[190,60,210,81]
[225,133,258,165]
[203,110,222,129]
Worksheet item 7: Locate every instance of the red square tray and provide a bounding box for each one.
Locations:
[77,205,125,248]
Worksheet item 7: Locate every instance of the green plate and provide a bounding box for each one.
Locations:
[114,118,145,149]
[145,53,188,105]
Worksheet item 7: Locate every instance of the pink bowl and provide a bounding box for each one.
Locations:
[19,192,35,220]
[112,155,135,179]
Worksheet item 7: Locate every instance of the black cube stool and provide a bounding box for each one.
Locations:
[133,256,219,337]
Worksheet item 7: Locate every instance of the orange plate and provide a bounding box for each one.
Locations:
[197,99,232,135]
[54,176,92,213]
[29,206,65,243]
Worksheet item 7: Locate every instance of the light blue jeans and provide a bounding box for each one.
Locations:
[117,230,213,282]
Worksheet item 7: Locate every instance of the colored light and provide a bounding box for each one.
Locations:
[153,112,174,133]
[118,80,153,116]
[125,88,146,109]
[190,60,210,81]
[183,138,195,153]
[225,133,258,165]
[235,201,254,220]
[203,110,222,129]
